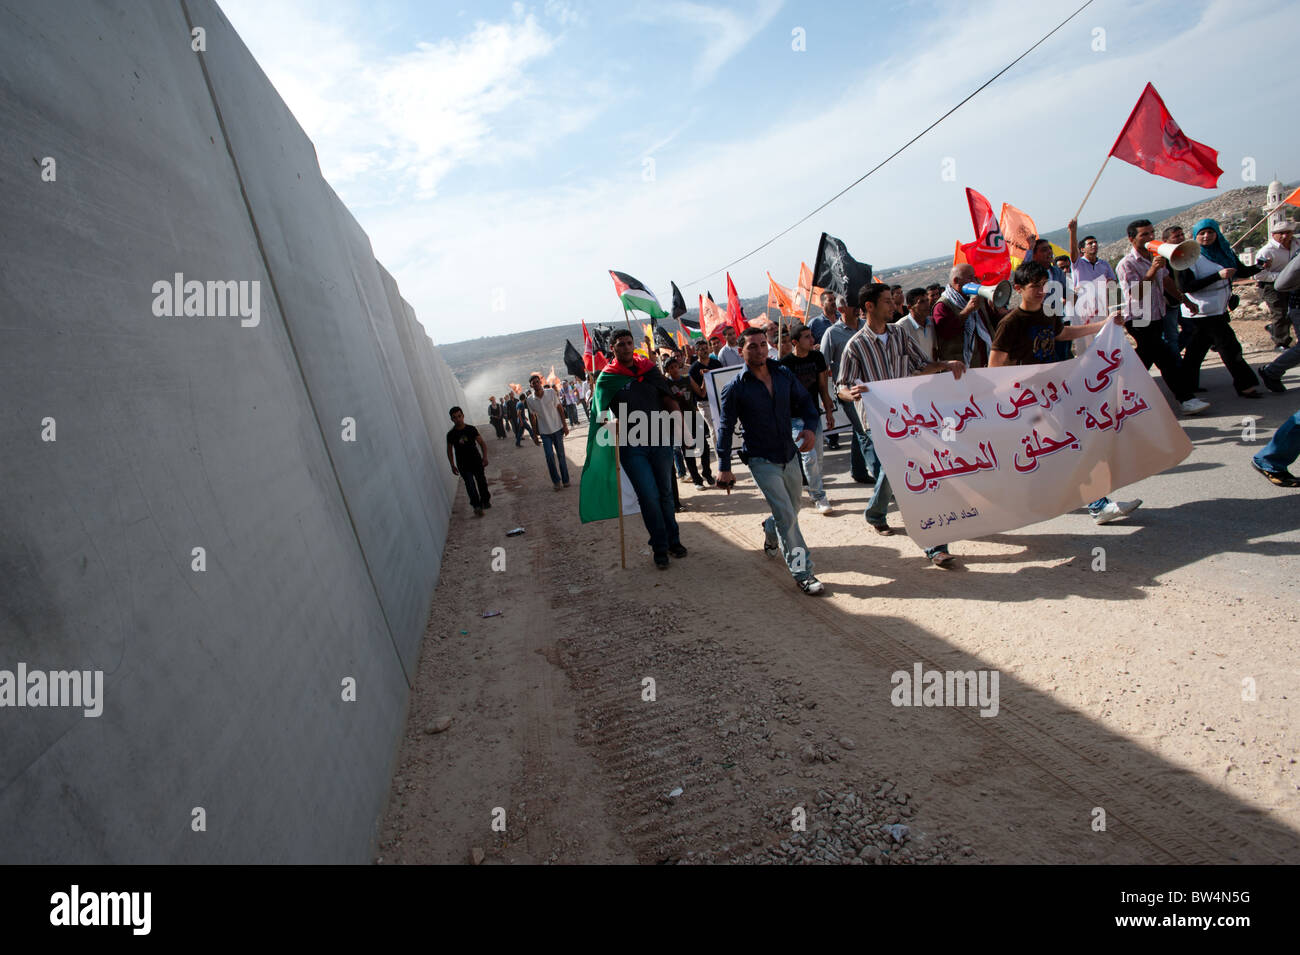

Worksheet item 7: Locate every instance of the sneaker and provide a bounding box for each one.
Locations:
[1093,499,1142,524]
[868,522,894,536]
[930,551,953,567]
[815,499,833,515]
[553,483,563,491]
[1180,397,1211,415]
[1251,458,1300,487]
[668,543,688,558]
[797,576,824,596]
[762,523,779,557]
[562,482,571,488]
[1259,368,1287,393]
[693,480,705,488]
[473,508,484,517]
[654,551,670,569]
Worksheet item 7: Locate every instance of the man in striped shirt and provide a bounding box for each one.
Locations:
[836,284,966,566]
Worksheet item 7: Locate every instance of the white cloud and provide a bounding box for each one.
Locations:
[218,0,566,201]
[636,0,784,87]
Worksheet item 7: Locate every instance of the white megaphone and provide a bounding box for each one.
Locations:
[1146,239,1199,270]
[962,280,1012,309]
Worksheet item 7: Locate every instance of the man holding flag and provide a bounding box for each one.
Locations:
[581,328,685,570]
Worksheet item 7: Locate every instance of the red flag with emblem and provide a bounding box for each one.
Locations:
[1108,83,1221,188]
[959,187,1011,284]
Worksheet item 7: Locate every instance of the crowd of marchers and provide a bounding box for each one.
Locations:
[443,217,1300,587]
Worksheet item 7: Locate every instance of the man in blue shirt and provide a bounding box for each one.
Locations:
[716,327,824,595]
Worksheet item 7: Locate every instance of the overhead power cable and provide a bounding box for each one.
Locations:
[683,0,1097,287]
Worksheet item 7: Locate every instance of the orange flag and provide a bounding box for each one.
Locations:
[767,272,795,316]
[999,202,1037,268]
[1281,185,1300,209]
[701,293,728,339]
[793,261,826,318]
[952,240,968,266]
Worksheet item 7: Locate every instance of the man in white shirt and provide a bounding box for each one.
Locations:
[890,288,935,360]
[525,374,571,489]
[1255,221,1298,350]
[716,325,743,367]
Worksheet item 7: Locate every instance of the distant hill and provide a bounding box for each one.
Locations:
[441,183,1292,415]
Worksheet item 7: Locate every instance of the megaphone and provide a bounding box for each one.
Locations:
[1146,239,1199,270]
[962,280,1012,309]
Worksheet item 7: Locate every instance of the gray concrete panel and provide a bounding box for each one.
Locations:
[0,0,459,862]
[186,0,441,677]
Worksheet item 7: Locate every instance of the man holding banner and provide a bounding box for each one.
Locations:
[838,284,967,566]
[991,260,1145,524]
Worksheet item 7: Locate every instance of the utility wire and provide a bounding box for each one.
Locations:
[683,0,1097,287]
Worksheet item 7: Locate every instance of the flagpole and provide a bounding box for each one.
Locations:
[1231,202,1291,250]
[620,302,633,335]
[1073,154,1112,222]
[613,414,626,570]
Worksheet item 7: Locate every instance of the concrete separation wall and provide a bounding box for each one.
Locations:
[0,0,463,862]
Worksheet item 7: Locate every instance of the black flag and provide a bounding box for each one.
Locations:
[563,340,585,377]
[670,281,687,320]
[813,233,872,304]
[654,326,676,351]
[591,323,614,359]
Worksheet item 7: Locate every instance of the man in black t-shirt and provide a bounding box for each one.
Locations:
[446,406,490,516]
[665,355,714,487]
[687,338,723,439]
[780,323,836,513]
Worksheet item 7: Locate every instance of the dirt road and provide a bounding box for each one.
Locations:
[377,332,1300,865]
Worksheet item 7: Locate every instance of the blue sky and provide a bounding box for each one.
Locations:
[218,0,1300,343]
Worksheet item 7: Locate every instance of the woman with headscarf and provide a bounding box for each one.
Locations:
[1177,218,1263,397]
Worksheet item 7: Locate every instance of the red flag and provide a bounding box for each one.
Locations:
[701,293,729,340]
[581,319,595,372]
[725,272,747,333]
[1108,83,1221,188]
[959,187,1011,284]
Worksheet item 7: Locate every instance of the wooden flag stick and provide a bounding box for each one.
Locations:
[1231,203,1292,250]
[612,414,626,569]
[1073,154,1112,222]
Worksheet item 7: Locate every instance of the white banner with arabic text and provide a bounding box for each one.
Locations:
[858,323,1192,548]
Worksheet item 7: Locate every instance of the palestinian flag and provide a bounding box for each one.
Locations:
[579,359,655,523]
[609,270,668,319]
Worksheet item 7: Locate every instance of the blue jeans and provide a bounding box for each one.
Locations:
[1262,311,1300,378]
[622,444,679,553]
[792,417,827,505]
[540,430,569,485]
[839,400,879,482]
[750,455,814,579]
[1162,304,1182,355]
[1255,409,1300,471]
[864,470,948,559]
